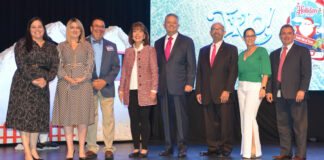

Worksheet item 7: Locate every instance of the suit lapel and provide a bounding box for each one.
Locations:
[99,40,108,77]
[168,34,181,61]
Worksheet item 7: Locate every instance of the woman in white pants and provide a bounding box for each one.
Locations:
[237,28,271,159]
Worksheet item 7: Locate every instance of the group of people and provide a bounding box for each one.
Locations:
[5,12,311,160]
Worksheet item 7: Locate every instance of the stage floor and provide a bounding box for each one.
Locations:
[1,142,324,160]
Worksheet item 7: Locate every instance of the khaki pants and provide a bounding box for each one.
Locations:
[86,91,115,153]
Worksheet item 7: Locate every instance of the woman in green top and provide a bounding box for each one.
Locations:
[237,28,271,159]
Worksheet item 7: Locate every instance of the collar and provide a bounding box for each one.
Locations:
[166,32,179,41]
[90,36,103,44]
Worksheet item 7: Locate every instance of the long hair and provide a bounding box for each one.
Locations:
[128,21,149,45]
[66,18,85,44]
[25,17,49,52]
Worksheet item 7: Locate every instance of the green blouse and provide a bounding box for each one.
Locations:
[238,47,271,82]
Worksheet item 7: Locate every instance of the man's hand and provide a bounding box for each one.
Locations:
[220,91,229,103]
[196,94,202,104]
[184,85,193,92]
[93,79,107,90]
[266,93,273,103]
[296,90,305,102]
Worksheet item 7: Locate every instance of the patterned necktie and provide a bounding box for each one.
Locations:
[165,37,173,61]
[93,40,101,44]
[277,46,288,82]
[210,44,217,67]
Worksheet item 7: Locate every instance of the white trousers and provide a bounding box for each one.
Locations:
[237,81,262,158]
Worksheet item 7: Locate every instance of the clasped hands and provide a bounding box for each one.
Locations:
[64,76,86,86]
[32,77,47,88]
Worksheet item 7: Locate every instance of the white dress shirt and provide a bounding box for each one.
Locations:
[129,43,143,90]
[164,32,179,53]
[209,40,223,61]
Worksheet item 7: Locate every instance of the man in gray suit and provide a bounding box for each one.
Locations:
[85,18,120,160]
[266,24,311,160]
[154,13,196,158]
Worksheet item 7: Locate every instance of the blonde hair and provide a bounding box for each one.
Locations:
[66,18,85,44]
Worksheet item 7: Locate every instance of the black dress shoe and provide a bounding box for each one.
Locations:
[32,156,43,160]
[159,149,173,156]
[139,152,148,158]
[79,157,86,160]
[128,152,140,158]
[222,151,231,157]
[66,158,73,160]
[178,151,187,158]
[200,150,218,156]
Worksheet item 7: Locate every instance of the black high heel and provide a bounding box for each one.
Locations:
[32,156,43,160]
[66,150,75,160]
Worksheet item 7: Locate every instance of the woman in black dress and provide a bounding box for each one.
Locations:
[5,17,59,160]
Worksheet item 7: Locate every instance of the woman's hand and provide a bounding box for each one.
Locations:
[150,91,157,100]
[259,88,266,99]
[119,92,123,102]
[64,76,78,85]
[74,77,86,83]
[32,78,47,88]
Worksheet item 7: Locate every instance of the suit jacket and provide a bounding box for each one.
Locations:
[86,37,120,98]
[266,43,311,100]
[154,33,196,95]
[118,45,159,106]
[196,42,238,105]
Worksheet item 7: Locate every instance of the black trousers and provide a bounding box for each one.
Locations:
[128,90,151,149]
[203,101,234,153]
[276,98,308,157]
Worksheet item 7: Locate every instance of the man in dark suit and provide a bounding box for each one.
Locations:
[154,13,196,158]
[266,24,311,160]
[85,18,120,160]
[196,23,238,158]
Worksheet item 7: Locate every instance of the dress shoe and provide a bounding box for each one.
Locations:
[105,151,114,160]
[85,150,97,159]
[292,156,306,160]
[79,157,86,160]
[159,149,173,156]
[222,151,231,157]
[178,151,187,158]
[66,158,73,160]
[272,154,292,160]
[200,150,218,156]
[139,152,148,158]
[128,152,140,158]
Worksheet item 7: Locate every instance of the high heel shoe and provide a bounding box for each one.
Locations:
[139,151,149,158]
[129,151,140,158]
[66,150,75,160]
[32,155,43,160]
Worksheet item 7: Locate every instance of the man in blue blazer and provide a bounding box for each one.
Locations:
[266,24,311,160]
[85,18,120,160]
[154,13,196,158]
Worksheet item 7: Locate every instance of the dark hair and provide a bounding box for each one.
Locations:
[25,17,49,52]
[243,28,255,37]
[128,22,149,45]
[91,17,106,27]
[280,24,295,35]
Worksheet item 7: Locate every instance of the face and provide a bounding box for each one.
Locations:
[164,15,179,35]
[30,20,45,41]
[210,23,225,42]
[243,30,256,47]
[90,19,105,41]
[70,22,81,39]
[132,28,145,44]
[280,27,294,46]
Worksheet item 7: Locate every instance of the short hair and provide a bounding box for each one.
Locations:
[243,28,255,37]
[128,21,149,45]
[164,13,179,23]
[66,18,86,44]
[280,24,295,35]
[91,17,106,27]
[25,17,49,52]
[210,22,225,31]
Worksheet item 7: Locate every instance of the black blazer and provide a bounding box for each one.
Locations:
[266,43,311,100]
[195,42,238,104]
[154,33,196,95]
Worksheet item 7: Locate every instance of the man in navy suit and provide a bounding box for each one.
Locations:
[266,24,311,160]
[154,13,196,158]
[85,18,120,160]
[196,23,238,158]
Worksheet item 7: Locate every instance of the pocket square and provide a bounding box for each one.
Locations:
[106,45,114,51]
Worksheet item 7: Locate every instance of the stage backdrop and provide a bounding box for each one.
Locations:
[0,22,131,144]
[151,0,324,90]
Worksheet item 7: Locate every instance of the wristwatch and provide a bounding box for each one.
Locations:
[261,86,266,90]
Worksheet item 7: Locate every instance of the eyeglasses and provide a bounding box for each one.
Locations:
[244,35,256,38]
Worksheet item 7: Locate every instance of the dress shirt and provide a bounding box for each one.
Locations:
[164,32,179,52]
[130,43,143,90]
[90,36,103,77]
[209,40,223,61]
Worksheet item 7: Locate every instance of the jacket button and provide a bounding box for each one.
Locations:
[138,58,140,60]
[139,75,141,77]
[139,84,142,86]
[139,66,141,68]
